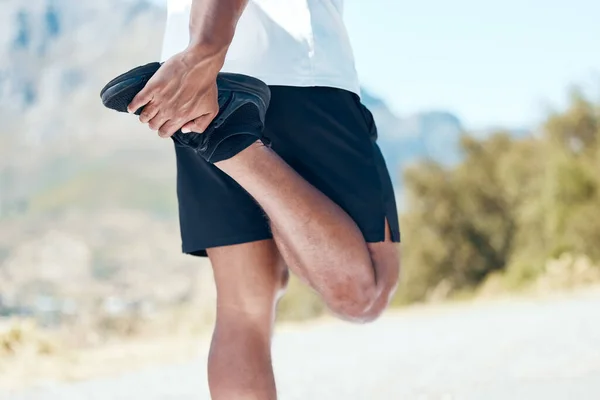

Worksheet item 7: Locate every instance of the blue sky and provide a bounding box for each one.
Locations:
[153,0,600,129]
[344,0,599,129]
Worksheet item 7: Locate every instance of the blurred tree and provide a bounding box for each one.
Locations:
[396,87,600,303]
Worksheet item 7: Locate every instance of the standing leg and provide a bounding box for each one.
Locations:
[206,239,287,400]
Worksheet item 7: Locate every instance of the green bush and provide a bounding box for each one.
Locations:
[394,87,600,303]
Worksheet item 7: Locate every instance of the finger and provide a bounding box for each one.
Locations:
[128,87,154,114]
[148,112,168,131]
[158,120,182,138]
[181,111,218,134]
[139,103,159,124]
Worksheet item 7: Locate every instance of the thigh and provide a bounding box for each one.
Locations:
[263,86,401,244]
[207,239,288,313]
[173,142,272,256]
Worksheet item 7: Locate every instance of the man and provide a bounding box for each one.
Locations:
[107,0,400,398]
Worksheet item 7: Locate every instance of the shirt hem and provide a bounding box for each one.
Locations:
[220,73,362,97]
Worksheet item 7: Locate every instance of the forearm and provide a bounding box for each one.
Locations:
[188,0,248,59]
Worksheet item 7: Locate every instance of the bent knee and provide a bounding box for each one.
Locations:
[319,270,378,323]
[357,286,396,323]
[323,264,400,324]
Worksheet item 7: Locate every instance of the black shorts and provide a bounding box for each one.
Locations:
[174,86,401,257]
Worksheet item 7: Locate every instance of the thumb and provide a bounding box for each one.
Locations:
[181,112,217,134]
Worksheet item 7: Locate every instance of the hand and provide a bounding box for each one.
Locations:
[128,48,223,138]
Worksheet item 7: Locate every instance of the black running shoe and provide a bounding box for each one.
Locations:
[100,62,271,163]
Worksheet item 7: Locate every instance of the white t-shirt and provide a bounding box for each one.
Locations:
[161,0,361,96]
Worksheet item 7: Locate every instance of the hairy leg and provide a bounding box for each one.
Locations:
[206,239,288,400]
[216,142,399,322]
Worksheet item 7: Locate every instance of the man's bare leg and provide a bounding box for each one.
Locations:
[206,240,287,400]
[216,141,400,322]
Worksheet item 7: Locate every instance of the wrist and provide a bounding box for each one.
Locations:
[183,42,227,75]
[187,37,229,59]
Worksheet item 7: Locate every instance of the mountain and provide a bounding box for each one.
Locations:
[0,1,220,332]
[1,0,168,214]
[1,0,162,110]
[0,0,466,190]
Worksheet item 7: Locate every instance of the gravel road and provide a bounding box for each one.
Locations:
[4,290,600,400]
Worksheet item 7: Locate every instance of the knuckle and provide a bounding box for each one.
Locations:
[180,104,191,114]
[144,93,155,104]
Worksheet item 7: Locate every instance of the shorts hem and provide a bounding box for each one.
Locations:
[182,229,273,258]
[364,229,401,244]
